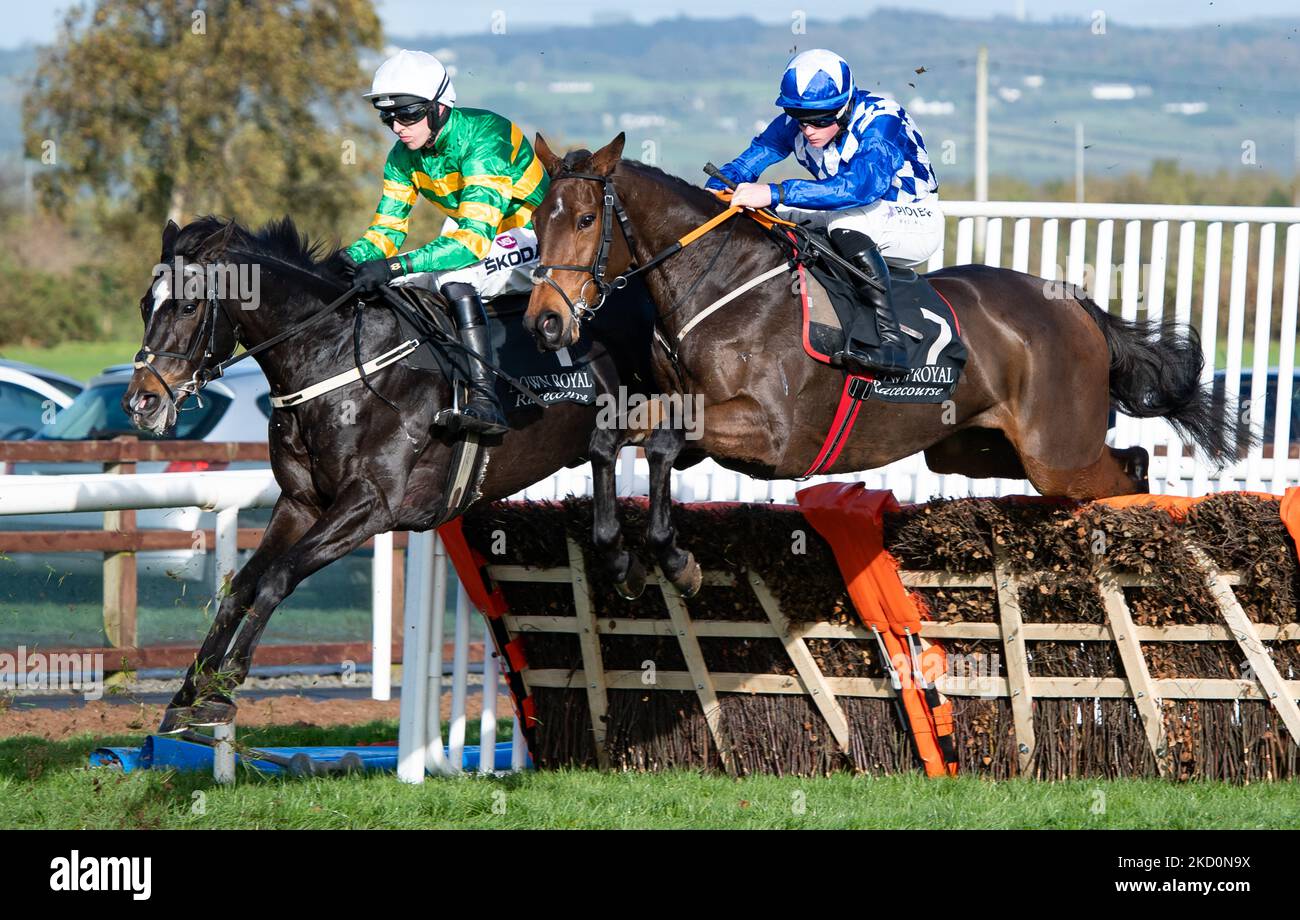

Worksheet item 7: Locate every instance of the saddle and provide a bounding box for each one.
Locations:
[386,277,658,418]
[788,229,968,405]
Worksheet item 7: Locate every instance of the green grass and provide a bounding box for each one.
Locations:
[1,721,1295,829]
[0,339,140,384]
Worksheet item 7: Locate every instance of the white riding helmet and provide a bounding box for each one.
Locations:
[363,49,457,108]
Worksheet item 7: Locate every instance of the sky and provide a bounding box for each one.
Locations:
[3,0,1298,48]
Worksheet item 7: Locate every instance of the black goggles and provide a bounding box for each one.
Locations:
[380,102,431,127]
[784,107,841,128]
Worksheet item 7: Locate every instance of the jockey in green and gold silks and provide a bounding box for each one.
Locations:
[345,106,548,277]
[341,49,548,436]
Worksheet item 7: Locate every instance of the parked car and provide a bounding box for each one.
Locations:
[1,361,273,581]
[35,361,272,444]
[0,360,82,440]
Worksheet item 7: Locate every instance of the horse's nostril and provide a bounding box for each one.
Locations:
[541,312,561,339]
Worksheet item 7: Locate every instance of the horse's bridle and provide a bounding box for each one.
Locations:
[133,265,234,413]
[133,253,361,419]
[532,169,756,336]
[531,171,644,327]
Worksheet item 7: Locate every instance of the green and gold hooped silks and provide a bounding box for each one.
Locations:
[347,106,550,273]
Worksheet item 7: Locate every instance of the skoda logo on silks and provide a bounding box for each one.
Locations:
[483,245,537,274]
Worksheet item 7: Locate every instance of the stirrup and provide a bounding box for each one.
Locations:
[435,395,508,436]
[435,406,508,436]
[458,403,508,436]
[434,377,508,436]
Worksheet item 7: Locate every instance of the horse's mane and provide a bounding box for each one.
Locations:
[177,214,344,281]
[619,160,725,210]
[557,149,726,214]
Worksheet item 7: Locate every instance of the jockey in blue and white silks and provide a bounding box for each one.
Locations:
[706,48,942,375]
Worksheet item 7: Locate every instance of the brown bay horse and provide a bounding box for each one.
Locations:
[523,133,1237,596]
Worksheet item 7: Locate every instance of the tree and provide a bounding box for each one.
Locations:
[22,0,383,231]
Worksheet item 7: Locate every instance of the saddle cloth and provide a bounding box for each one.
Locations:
[391,279,657,418]
[792,235,968,404]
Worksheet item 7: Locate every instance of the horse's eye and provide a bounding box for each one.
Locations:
[578,214,596,230]
[181,302,198,316]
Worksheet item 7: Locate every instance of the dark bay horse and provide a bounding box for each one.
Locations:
[523,133,1236,596]
[125,215,654,731]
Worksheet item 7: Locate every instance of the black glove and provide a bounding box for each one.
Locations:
[337,250,360,276]
[353,256,404,293]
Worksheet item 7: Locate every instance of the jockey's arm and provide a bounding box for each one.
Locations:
[346,148,419,264]
[776,115,906,210]
[704,115,795,192]
[399,143,514,273]
[346,137,514,275]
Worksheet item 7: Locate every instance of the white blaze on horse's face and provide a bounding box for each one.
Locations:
[149,262,207,318]
[149,274,171,317]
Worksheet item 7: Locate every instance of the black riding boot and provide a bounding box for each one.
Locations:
[829,229,911,377]
[441,282,509,436]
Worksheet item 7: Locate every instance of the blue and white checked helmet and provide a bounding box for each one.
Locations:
[775,49,855,112]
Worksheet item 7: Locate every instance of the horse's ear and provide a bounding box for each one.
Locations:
[533,133,562,177]
[161,219,180,259]
[589,132,626,176]
[195,220,238,261]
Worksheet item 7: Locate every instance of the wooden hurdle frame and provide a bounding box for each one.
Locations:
[487,537,1300,777]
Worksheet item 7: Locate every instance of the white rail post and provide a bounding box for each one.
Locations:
[1219,223,1251,490]
[423,536,452,776]
[1168,221,1198,492]
[213,507,240,784]
[478,612,499,775]
[511,714,529,772]
[1271,226,1300,493]
[1194,222,1224,495]
[1246,224,1276,493]
[1117,219,1143,448]
[371,530,393,701]
[397,530,433,784]
[1144,220,1170,490]
[448,582,471,772]
[213,723,236,785]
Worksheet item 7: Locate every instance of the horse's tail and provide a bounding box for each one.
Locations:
[1075,295,1240,467]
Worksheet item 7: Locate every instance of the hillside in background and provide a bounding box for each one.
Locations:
[409,9,1300,186]
[4,11,1299,188]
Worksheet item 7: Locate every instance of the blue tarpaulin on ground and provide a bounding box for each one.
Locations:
[90,736,524,775]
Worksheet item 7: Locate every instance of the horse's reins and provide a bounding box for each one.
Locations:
[233,252,546,409]
[701,163,888,294]
[532,162,883,349]
[531,168,747,330]
[134,248,547,419]
[133,262,358,414]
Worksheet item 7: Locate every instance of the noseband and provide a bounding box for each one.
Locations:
[133,270,231,415]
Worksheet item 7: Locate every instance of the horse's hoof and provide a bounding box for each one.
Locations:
[189,697,237,727]
[158,706,195,735]
[615,555,647,600]
[669,553,703,598]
